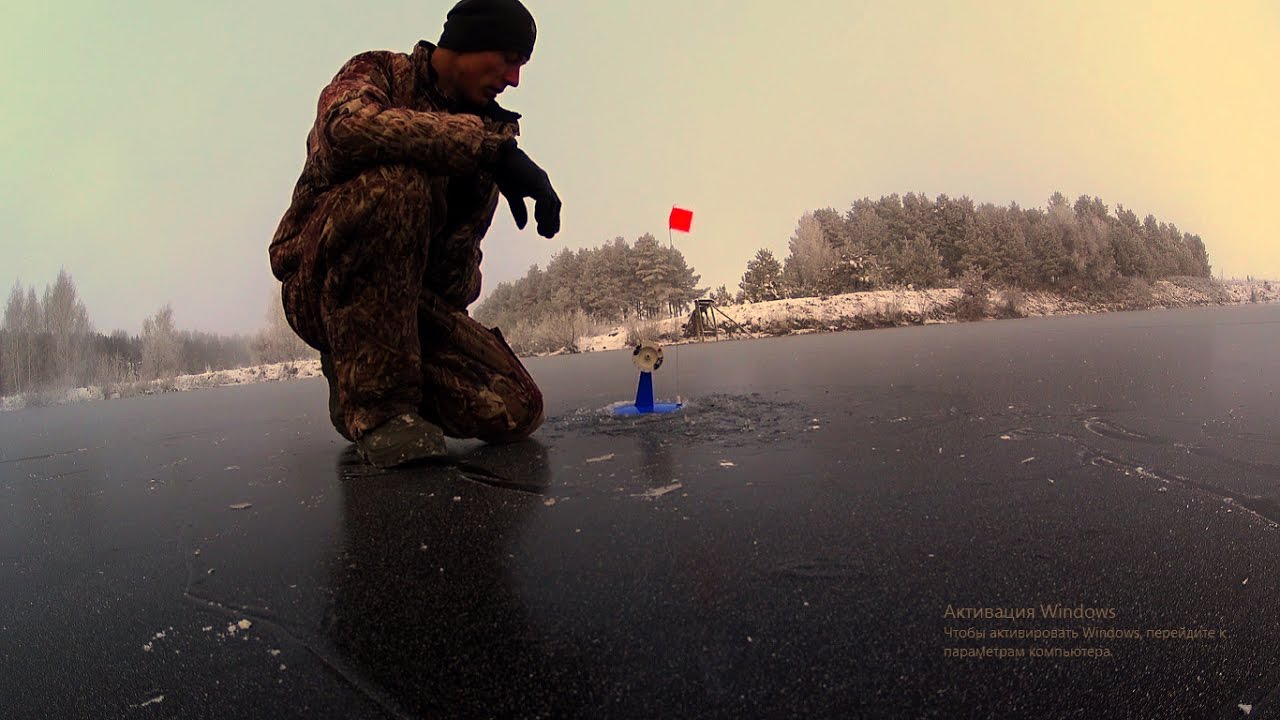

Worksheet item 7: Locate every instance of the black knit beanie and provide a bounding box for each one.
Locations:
[438,0,537,59]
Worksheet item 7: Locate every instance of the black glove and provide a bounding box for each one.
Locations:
[491,140,561,238]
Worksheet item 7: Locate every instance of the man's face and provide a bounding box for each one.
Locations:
[453,50,527,105]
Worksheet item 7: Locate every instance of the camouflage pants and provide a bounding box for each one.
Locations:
[279,164,543,442]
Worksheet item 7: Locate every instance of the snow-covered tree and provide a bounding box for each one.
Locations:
[42,268,94,386]
[782,212,840,297]
[251,292,316,365]
[141,304,182,380]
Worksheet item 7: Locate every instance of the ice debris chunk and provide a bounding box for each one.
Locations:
[635,483,682,500]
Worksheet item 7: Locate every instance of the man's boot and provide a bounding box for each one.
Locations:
[356,413,448,468]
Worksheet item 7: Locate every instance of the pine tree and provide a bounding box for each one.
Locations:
[1069,195,1116,285]
[901,192,937,245]
[545,248,586,315]
[660,245,704,316]
[882,233,948,288]
[1184,233,1211,277]
[1109,205,1151,279]
[580,240,628,319]
[630,233,670,318]
[932,194,978,276]
[739,249,784,303]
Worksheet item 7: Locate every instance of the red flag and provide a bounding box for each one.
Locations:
[668,207,693,233]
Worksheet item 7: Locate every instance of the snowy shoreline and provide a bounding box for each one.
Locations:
[572,277,1278,354]
[3,278,1274,412]
[0,360,324,413]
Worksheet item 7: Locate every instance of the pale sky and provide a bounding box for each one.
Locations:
[2,1,1276,335]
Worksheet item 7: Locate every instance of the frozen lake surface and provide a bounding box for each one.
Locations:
[2,304,1279,718]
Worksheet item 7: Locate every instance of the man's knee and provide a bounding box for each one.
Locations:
[421,368,543,443]
[478,383,544,444]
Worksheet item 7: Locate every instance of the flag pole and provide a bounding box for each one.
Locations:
[669,207,680,402]
[665,205,694,405]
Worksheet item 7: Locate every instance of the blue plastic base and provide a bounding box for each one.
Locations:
[613,402,684,416]
[614,371,682,415]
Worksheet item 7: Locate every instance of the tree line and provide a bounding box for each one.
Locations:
[7,190,1214,393]
[1,269,314,398]
[735,192,1212,302]
[474,233,704,329]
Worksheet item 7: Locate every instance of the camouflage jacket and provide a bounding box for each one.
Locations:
[269,41,520,308]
